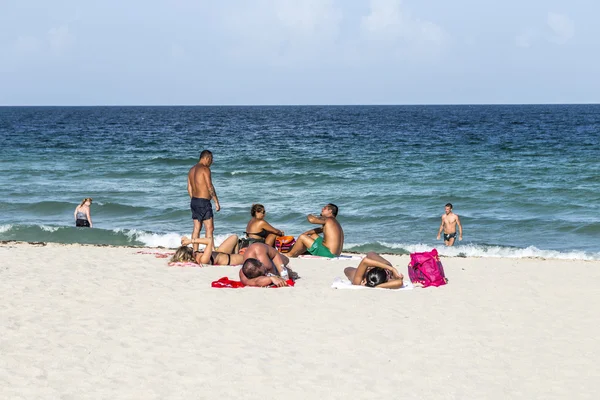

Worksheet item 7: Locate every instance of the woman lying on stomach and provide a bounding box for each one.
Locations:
[344,252,404,289]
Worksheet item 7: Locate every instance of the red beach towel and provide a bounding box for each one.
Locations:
[211,277,295,288]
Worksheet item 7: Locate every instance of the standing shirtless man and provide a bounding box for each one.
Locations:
[437,203,463,246]
[287,203,344,258]
[188,150,220,252]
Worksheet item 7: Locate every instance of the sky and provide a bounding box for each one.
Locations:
[0,0,598,105]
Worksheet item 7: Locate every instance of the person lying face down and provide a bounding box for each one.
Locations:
[344,252,405,289]
[239,258,297,287]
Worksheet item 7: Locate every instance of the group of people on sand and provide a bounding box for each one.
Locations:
[73,149,463,289]
[171,149,463,288]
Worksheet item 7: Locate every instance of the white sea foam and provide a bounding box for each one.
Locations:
[40,225,60,233]
[344,242,600,261]
[0,224,13,233]
[112,229,236,249]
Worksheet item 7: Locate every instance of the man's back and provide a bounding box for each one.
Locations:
[323,217,344,255]
[188,164,210,199]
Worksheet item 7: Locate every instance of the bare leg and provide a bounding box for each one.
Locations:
[217,234,239,253]
[287,233,317,258]
[447,236,456,246]
[204,218,214,240]
[265,233,277,247]
[365,251,392,266]
[344,267,358,281]
[191,219,202,252]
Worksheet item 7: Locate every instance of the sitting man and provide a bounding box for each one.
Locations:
[287,203,344,258]
[239,258,298,287]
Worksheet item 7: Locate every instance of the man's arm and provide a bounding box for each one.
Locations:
[187,173,193,198]
[239,269,286,287]
[307,214,327,225]
[267,246,288,276]
[205,169,220,211]
[456,215,463,240]
[436,217,444,239]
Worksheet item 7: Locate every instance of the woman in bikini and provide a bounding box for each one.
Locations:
[172,235,244,266]
[74,198,93,228]
[243,204,284,247]
[344,252,405,289]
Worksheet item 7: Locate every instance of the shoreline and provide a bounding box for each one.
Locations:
[2,240,599,262]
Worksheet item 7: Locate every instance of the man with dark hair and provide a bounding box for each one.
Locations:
[187,150,220,252]
[437,203,463,246]
[287,203,344,258]
[240,256,296,287]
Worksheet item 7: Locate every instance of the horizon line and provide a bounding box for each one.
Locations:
[1,102,599,107]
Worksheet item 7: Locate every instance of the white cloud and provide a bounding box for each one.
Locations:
[547,12,574,44]
[221,0,342,65]
[360,0,446,45]
[48,25,75,53]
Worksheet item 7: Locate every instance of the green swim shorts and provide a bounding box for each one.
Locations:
[307,236,336,258]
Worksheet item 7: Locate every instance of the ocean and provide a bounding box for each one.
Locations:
[1,105,599,259]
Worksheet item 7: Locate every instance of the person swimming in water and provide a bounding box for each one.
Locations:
[243,204,284,248]
[343,252,404,289]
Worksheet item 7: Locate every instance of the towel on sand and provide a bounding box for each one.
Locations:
[136,251,175,258]
[331,277,414,290]
[168,262,242,268]
[211,277,295,288]
[299,254,362,260]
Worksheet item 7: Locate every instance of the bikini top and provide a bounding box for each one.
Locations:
[76,210,87,220]
[245,228,270,239]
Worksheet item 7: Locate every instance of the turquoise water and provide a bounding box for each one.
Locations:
[1,105,599,259]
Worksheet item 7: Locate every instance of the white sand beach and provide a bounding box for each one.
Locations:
[1,242,599,400]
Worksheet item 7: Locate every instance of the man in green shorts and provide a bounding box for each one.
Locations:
[287,203,344,258]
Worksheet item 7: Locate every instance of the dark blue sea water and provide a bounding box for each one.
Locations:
[1,105,599,259]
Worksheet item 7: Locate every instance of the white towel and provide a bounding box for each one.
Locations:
[331,277,414,290]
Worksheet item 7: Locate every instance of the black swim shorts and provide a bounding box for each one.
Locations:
[76,219,90,227]
[190,197,213,221]
[443,232,457,241]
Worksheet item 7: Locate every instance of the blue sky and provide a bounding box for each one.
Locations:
[1,0,597,105]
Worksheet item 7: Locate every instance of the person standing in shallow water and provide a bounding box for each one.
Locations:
[437,203,463,246]
[74,198,93,228]
[188,150,220,253]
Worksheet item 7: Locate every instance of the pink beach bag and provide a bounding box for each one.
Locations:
[408,249,448,287]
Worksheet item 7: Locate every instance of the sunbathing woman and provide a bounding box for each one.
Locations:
[344,252,404,289]
[173,235,244,266]
[243,204,284,247]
